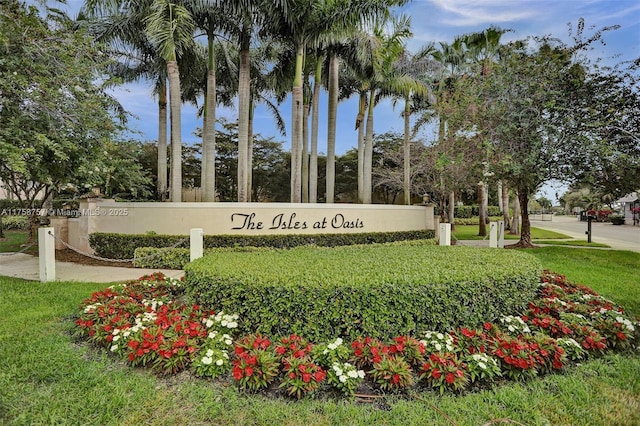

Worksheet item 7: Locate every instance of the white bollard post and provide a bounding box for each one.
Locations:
[489,222,498,248]
[439,223,451,246]
[38,227,56,282]
[498,221,505,248]
[190,228,204,262]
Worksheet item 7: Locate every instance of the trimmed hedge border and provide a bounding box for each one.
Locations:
[184,242,541,341]
[90,230,435,260]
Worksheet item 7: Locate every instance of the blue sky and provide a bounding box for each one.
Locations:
[57,0,640,198]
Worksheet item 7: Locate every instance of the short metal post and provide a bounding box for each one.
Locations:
[439,223,451,246]
[190,228,204,262]
[497,221,505,248]
[38,227,56,282]
[586,216,592,243]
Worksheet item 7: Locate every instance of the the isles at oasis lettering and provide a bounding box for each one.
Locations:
[230,212,364,230]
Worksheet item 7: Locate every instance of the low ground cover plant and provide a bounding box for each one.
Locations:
[74,270,639,400]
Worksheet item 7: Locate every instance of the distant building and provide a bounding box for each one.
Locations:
[617,192,639,225]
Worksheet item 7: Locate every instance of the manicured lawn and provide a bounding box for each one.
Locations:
[534,240,610,248]
[1,246,638,425]
[452,225,570,241]
[0,230,29,252]
[524,247,640,318]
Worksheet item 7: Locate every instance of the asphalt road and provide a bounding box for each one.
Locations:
[531,215,640,252]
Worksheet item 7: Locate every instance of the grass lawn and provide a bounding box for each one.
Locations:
[452,225,570,241]
[0,230,29,252]
[534,240,611,248]
[1,247,639,425]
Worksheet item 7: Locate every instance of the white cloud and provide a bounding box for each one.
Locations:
[428,0,538,26]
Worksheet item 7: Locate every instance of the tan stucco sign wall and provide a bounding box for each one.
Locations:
[66,199,436,253]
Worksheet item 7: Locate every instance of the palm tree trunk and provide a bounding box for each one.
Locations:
[363,88,375,204]
[247,98,254,202]
[302,101,309,203]
[326,54,339,204]
[157,80,168,201]
[403,98,411,205]
[291,42,305,203]
[237,31,251,202]
[167,60,182,202]
[497,180,503,212]
[357,93,366,203]
[448,191,455,232]
[477,181,486,236]
[502,183,511,230]
[310,57,321,203]
[202,37,216,202]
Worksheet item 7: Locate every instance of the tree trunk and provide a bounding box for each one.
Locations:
[483,182,489,223]
[363,88,375,204]
[477,181,486,236]
[167,60,182,202]
[356,93,366,203]
[502,183,511,230]
[326,54,339,204]
[511,193,520,235]
[157,80,167,201]
[448,191,456,232]
[247,100,254,202]
[237,32,251,202]
[302,101,310,203]
[310,57,321,203]
[403,98,411,205]
[517,190,534,247]
[290,43,304,203]
[202,37,216,202]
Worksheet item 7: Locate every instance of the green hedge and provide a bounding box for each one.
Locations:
[455,205,503,218]
[133,246,274,269]
[90,230,436,260]
[0,216,28,230]
[184,242,541,341]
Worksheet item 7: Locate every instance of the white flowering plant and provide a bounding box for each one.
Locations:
[327,362,365,397]
[420,331,455,354]
[192,347,231,378]
[556,337,587,361]
[499,315,531,335]
[462,352,501,384]
[312,337,351,368]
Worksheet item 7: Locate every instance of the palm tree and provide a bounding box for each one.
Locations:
[81,1,171,200]
[145,0,195,202]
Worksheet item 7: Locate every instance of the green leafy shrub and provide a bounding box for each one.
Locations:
[91,230,436,260]
[184,243,541,341]
[1,215,28,230]
[454,206,502,219]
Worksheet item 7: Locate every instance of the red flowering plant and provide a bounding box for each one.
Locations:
[274,334,313,361]
[350,337,390,369]
[388,336,426,366]
[370,355,414,392]
[449,327,492,356]
[418,352,468,394]
[590,310,637,350]
[232,333,280,391]
[570,325,608,354]
[489,333,538,381]
[522,334,567,374]
[522,313,574,338]
[279,356,327,399]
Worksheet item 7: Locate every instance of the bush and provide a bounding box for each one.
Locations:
[90,230,436,260]
[184,242,541,341]
[133,246,274,269]
[0,215,28,230]
[453,216,504,226]
[610,215,625,225]
[454,206,502,219]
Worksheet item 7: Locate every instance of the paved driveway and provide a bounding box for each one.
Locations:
[531,215,640,252]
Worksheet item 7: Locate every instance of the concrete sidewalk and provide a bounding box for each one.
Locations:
[0,253,184,283]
